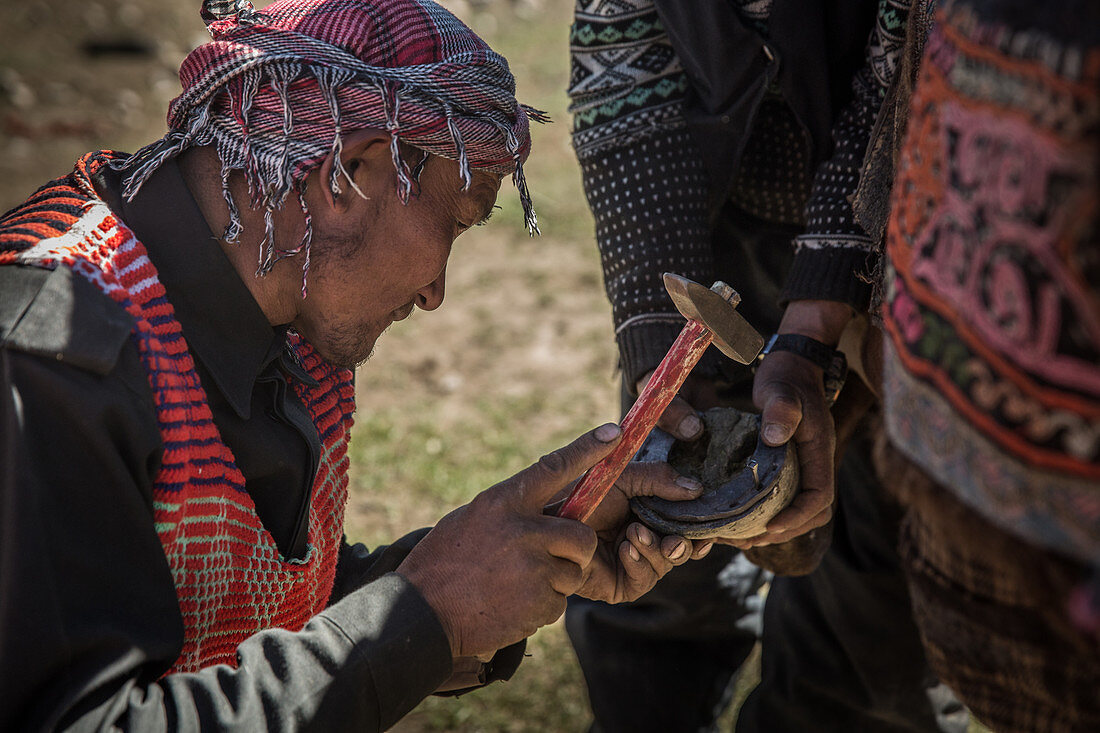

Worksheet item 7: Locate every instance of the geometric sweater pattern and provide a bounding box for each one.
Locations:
[0,151,356,672]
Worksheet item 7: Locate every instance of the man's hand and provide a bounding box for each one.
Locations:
[397,424,705,661]
[741,299,854,548]
[638,300,855,551]
[573,460,715,604]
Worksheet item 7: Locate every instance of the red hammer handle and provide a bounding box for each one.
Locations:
[556,319,713,522]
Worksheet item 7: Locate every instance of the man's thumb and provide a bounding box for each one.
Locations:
[517,423,622,508]
[760,392,802,446]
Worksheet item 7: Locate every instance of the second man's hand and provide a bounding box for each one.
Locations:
[742,299,854,548]
[572,457,715,604]
[635,298,854,550]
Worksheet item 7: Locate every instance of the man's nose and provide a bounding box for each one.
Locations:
[415,268,447,311]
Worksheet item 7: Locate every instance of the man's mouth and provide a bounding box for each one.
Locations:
[391,303,415,322]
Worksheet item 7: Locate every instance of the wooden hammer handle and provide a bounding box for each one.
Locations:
[556,319,713,522]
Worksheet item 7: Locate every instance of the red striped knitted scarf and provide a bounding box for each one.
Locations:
[0,151,356,672]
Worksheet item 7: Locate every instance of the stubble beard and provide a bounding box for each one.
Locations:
[324,326,380,371]
[306,231,381,370]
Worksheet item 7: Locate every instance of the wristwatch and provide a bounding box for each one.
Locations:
[758,333,848,406]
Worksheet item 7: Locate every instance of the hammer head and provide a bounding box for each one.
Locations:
[663,273,764,364]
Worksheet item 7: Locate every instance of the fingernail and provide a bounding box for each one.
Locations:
[678,414,703,439]
[676,476,703,492]
[636,527,654,546]
[697,541,714,558]
[667,540,686,560]
[595,423,621,442]
[763,424,789,445]
[627,543,641,561]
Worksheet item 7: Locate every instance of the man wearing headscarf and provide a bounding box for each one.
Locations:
[0,0,710,729]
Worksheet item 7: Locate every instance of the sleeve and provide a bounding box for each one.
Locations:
[778,0,912,309]
[332,534,528,694]
[0,343,452,732]
[569,0,718,390]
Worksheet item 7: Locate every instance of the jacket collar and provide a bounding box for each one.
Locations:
[99,157,285,419]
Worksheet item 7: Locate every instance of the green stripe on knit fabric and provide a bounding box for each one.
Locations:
[573,75,688,130]
[571,15,664,47]
[318,434,343,466]
[174,515,271,535]
[187,495,257,512]
[169,536,272,554]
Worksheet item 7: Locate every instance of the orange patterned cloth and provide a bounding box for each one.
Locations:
[882,0,1100,572]
[878,1,1100,728]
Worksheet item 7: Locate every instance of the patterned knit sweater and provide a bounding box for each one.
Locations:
[569,0,911,386]
[881,1,1100,567]
[0,152,357,672]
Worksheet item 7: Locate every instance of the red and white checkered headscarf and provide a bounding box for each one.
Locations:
[117,0,544,292]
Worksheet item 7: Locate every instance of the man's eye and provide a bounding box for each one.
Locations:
[476,206,501,226]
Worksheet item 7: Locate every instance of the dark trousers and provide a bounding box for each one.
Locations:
[566,208,966,732]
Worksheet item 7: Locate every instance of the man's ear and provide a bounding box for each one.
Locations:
[317,128,392,211]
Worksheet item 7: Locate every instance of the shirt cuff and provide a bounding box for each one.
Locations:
[779,242,878,309]
[432,639,527,697]
[617,319,746,394]
[321,572,453,730]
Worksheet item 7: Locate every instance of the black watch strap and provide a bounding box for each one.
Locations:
[759,333,849,406]
[761,333,836,371]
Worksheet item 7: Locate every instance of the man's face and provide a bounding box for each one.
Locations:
[293,155,502,370]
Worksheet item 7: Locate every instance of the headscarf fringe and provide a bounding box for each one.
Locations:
[295,184,313,297]
[220,157,243,244]
[513,160,539,235]
[316,66,369,201]
[410,150,429,195]
[115,98,215,201]
[522,104,551,125]
[445,107,472,190]
[271,64,300,197]
[236,69,263,208]
[384,83,413,203]
[120,0,542,297]
[256,203,277,276]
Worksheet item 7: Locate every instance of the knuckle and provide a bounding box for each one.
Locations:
[639,461,679,484]
[563,562,584,590]
[764,390,802,411]
[535,449,570,478]
[576,525,598,555]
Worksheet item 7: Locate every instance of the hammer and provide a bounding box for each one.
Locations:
[556,274,763,522]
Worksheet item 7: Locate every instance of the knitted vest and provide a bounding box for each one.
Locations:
[0,152,356,672]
